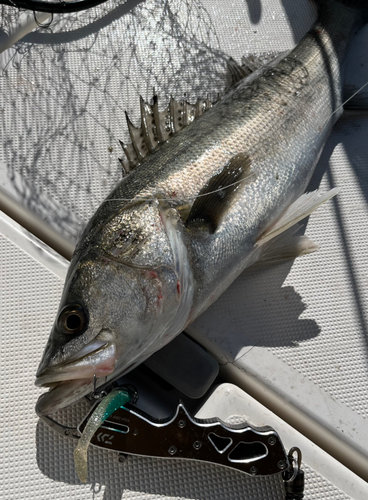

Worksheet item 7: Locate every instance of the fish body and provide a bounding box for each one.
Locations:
[36,1,364,415]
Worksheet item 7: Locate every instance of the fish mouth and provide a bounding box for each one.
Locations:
[35,341,117,416]
[35,341,117,386]
[36,378,95,417]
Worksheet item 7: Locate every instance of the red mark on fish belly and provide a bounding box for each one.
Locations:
[149,271,163,308]
[156,285,163,313]
[177,280,181,295]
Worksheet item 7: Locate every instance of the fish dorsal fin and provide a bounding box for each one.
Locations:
[186,152,254,233]
[119,94,218,175]
[227,57,252,85]
[227,52,284,86]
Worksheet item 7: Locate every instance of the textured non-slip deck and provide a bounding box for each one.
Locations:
[1,1,368,498]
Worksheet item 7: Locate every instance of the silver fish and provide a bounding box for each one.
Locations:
[35,1,365,415]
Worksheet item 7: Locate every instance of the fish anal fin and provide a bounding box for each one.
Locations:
[257,188,339,247]
[186,152,254,232]
[257,225,319,264]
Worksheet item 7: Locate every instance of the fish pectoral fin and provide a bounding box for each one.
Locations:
[256,225,319,264]
[256,188,339,247]
[185,152,255,232]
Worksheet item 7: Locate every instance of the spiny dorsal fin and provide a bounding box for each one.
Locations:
[119,140,138,174]
[119,94,217,175]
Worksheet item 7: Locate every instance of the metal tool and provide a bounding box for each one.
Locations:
[40,384,305,496]
[77,397,289,477]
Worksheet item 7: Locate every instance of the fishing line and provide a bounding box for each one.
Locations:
[104,173,257,204]
[330,80,368,117]
[103,75,368,206]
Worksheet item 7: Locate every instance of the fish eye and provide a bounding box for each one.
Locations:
[58,304,88,335]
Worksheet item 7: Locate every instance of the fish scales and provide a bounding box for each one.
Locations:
[35,1,365,415]
[88,14,346,317]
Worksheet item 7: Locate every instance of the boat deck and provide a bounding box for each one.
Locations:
[1,1,368,498]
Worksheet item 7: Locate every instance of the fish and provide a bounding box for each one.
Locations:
[35,0,367,416]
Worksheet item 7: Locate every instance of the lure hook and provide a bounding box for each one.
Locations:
[92,374,108,400]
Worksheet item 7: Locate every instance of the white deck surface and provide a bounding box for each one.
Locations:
[1,1,368,498]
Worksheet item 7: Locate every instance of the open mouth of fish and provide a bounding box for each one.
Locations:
[35,341,116,416]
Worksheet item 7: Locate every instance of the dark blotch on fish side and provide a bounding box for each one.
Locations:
[186,153,254,233]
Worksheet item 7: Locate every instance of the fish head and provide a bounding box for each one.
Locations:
[35,199,193,415]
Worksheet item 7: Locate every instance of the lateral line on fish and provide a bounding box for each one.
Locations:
[103,173,257,203]
[106,75,368,206]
